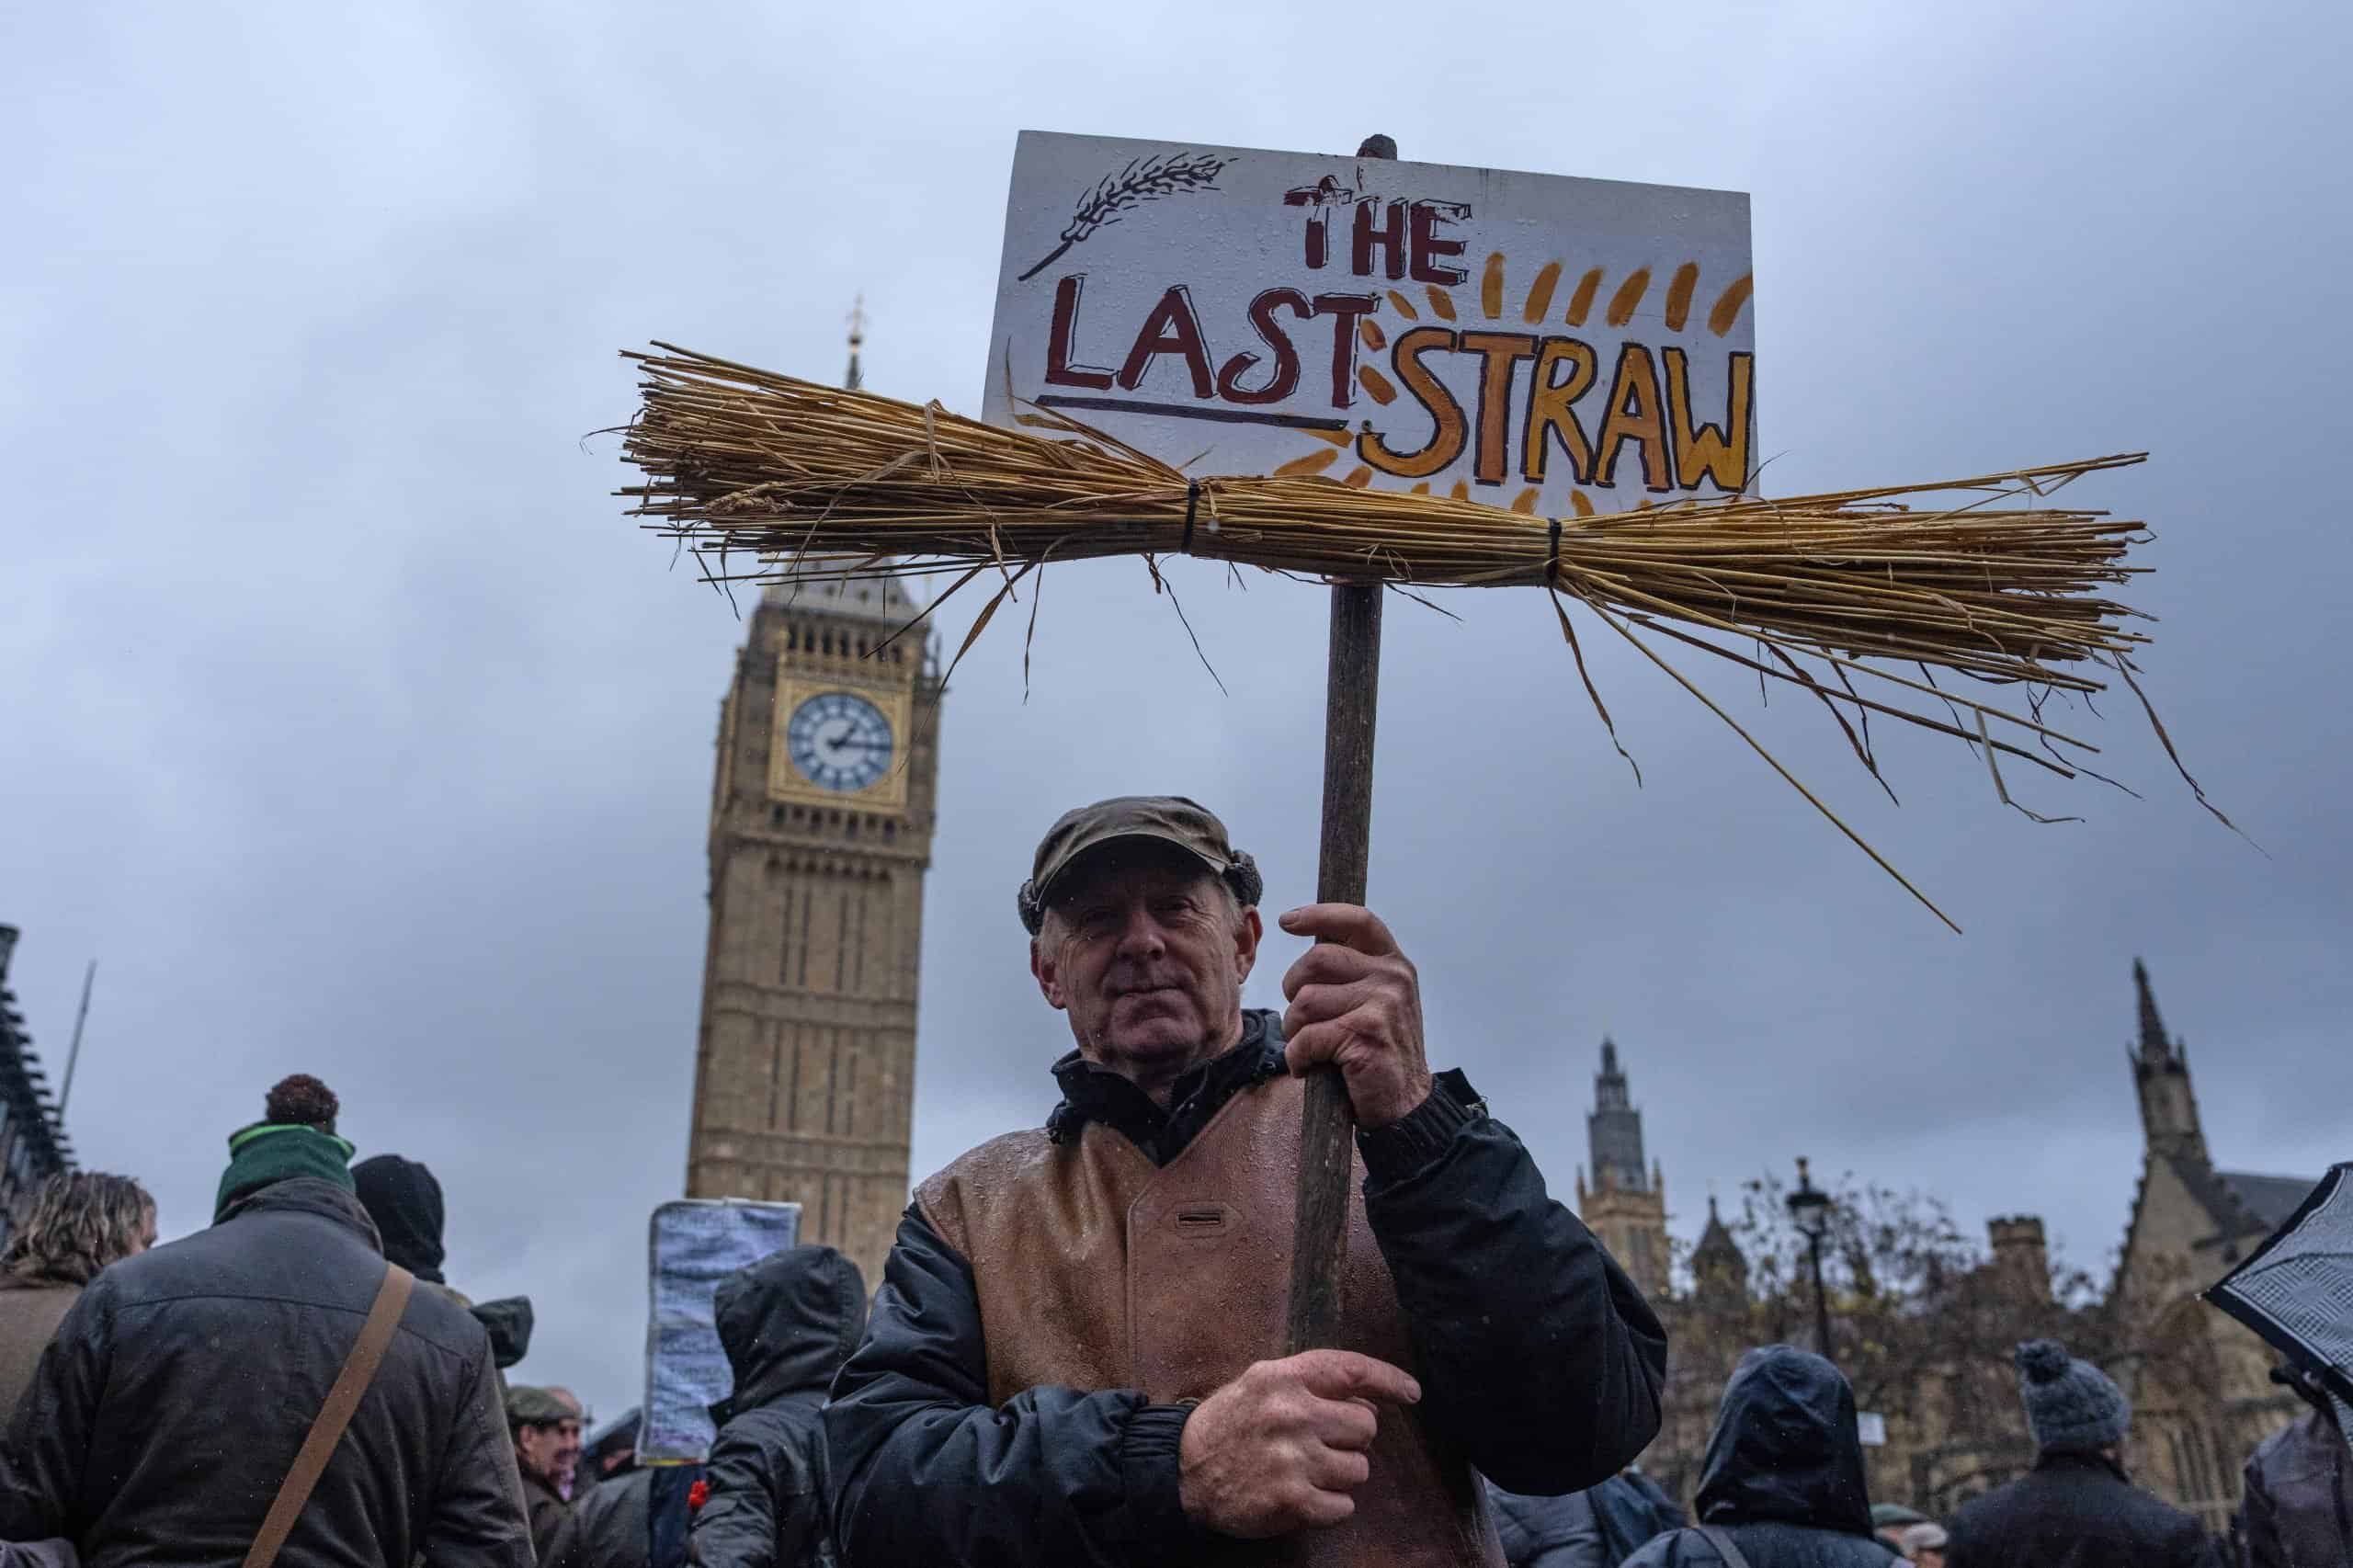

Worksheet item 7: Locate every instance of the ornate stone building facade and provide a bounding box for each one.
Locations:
[684,317,944,1288]
[2106,960,2310,1533]
[1599,964,2314,1534]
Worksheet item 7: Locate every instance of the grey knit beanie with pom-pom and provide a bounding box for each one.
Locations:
[2015,1338,2131,1452]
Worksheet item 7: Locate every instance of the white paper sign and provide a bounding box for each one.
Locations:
[639,1198,801,1462]
[1856,1411,1888,1447]
[983,131,1755,517]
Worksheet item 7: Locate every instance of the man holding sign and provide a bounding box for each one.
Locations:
[824,797,1665,1567]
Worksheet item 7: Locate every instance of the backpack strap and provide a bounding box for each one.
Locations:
[1696,1525,1759,1568]
[243,1264,415,1568]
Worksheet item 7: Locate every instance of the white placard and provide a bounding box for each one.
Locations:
[983,131,1755,516]
[639,1198,801,1462]
[1857,1411,1888,1447]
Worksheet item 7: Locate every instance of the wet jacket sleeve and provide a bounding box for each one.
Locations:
[0,1289,106,1541]
[823,1209,1203,1568]
[2237,1464,2282,1568]
[1358,1071,1667,1495]
[423,1336,536,1568]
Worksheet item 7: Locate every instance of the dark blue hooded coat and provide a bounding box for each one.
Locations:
[1620,1346,1897,1568]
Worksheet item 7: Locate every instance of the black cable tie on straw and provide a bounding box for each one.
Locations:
[1181,480,1200,555]
[1546,517,1563,588]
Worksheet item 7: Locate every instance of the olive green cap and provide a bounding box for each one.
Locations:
[505,1385,576,1427]
[1018,795,1262,933]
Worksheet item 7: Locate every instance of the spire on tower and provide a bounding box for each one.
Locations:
[2128,958,2207,1163]
[844,295,867,391]
[1586,1037,1647,1192]
[2133,957,2174,1060]
[1693,1187,1748,1307]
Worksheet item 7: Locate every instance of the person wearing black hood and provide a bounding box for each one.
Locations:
[689,1244,869,1568]
[353,1153,538,1378]
[0,1074,530,1568]
[1620,1346,1897,1568]
[353,1153,449,1289]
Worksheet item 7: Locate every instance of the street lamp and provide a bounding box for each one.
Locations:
[1786,1155,1834,1361]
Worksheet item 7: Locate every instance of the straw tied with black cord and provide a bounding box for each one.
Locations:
[615,303,2235,1356]
[616,344,2232,915]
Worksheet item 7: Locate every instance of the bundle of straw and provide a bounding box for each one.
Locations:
[617,344,2226,927]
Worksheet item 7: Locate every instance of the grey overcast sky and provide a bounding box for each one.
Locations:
[5,3,2347,1419]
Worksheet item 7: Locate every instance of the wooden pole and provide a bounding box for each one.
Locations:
[1285,133,1395,1357]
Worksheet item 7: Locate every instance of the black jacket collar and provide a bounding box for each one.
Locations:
[2033,1448,2131,1484]
[1046,1011,1285,1165]
[219,1176,385,1254]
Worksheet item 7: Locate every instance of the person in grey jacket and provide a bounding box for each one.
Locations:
[1620,1346,1896,1568]
[1486,1470,1685,1568]
[689,1245,868,1568]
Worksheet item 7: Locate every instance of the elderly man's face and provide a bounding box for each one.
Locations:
[515,1417,581,1489]
[1031,846,1261,1098]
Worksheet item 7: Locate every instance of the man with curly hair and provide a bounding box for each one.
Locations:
[0,1171,154,1413]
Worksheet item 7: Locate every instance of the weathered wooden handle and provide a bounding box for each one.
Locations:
[1285,133,1396,1358]
[1285,577,1382,1354]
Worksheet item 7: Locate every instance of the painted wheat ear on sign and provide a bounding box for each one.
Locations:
[615,344,2239,930]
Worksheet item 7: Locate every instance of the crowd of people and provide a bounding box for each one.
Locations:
[1,1103,2339,1568]
[0,1075,866,1568]
[0,796,2342,1568]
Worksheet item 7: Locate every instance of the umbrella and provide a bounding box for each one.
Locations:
[2206,1162,2353,1443]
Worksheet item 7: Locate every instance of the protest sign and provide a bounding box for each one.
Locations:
[639,1197,801,1462]
[983,131,1754,517]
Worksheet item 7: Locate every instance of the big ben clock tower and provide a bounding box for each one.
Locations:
[686,313,942,1286]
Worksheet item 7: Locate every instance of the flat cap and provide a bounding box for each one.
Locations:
[505,1384,576,1426]
[1018,795,1261,933]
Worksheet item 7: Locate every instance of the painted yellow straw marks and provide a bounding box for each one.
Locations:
[1522,260,1563,324]
[1564,267,1604,327]
[1708,274,1754,336]
[1606,267,1653,328]
[1481,252,1506,320]
[1665,263,1699,333]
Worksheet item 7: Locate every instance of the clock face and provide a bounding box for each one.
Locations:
[784,690,894,793]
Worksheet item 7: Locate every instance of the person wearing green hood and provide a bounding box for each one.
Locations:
[0,1073,531,1568]
[213,1073,358,1219]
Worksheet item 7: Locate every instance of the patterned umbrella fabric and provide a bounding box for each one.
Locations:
[2206,1162,2353,1443]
